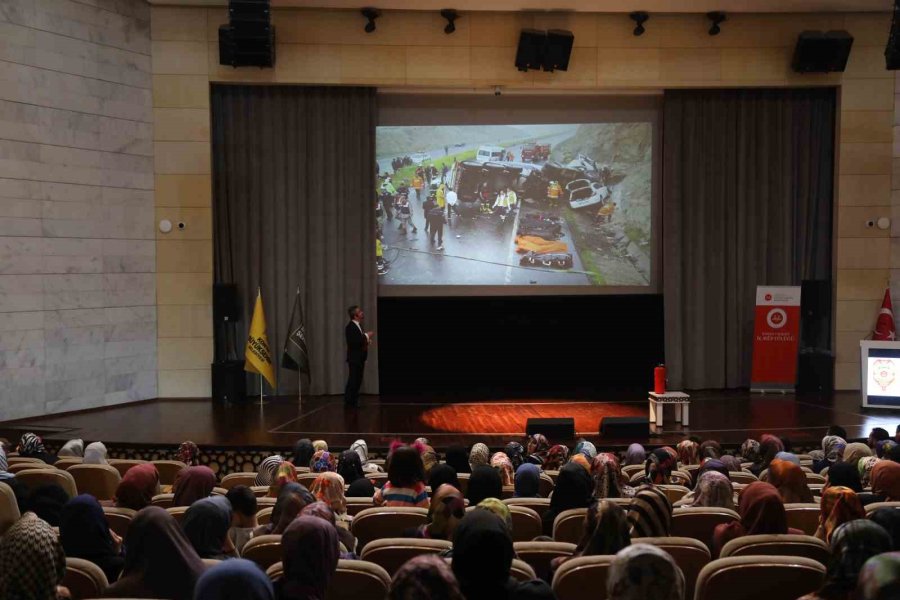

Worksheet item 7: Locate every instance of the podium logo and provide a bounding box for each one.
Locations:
[765,293,773,301]
[766,308,787,329]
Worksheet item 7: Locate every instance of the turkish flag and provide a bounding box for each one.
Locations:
[873,288,897,341]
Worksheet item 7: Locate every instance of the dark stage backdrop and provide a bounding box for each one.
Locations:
[378,295,664,396]
[663,88,835,390]
[212,85,378,396]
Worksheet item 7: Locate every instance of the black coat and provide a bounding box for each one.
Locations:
[345,321,368,364]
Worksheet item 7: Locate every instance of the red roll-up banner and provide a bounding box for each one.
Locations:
[751,286,802,392]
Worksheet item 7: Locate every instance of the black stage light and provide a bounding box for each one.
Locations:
[707,11,726,36]
[630,11,649,36]
[362,7,380,33]
[441,9,459,34]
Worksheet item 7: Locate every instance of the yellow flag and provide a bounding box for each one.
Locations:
[244,288,276,388]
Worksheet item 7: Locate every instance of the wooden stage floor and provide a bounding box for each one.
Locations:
[1,390,897,451]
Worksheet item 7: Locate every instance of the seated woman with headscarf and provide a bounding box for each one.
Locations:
[467,465,503,507]
[740,438,761,466]
[60,495,124,583]
[277,516,340,600]
[468,443,490,471]
[624,443,646,466]
[749,434,784,477]
[414,484,465,541]
[699,440,722,460]
[172,465,216,507]
[574,439,597,461]
[607,543,685,600]
[310,472,351,528]
[58,438,84,458]
[256,454,284,487]
[253,482,313,538]
[814,435,847,474]
[712,481,803,557]
[504,442,526,470]
[626,485,672,538]
[543,445,569,471]
[268,462,298,498]
[675,471,735,510]
[526,434,550,466]
[115,463,160,511]
[0,513,69,600]
[105,506,205,599]
[310,450,337,473]
[815,486,866,543]
[27,483,69,526]
[490,452,515,487]
[767,458,815,503]
[177,441,200,466]
[444,445,471,474]
[552,499,631,573]
[824,462,863,493]
[84,441,108,465]
[592,453,632,499]
[870,460,900,501]
[514,463,540,498]
[643,448,676,485]
[292,439,314,468]
[301,501,357,557]
[195,558,274,600]
[858,552,900,600]
[389,554,464,600]
[542,462,593,536]
[676,440,699,467]
[337,450,365,485]
[182,495,235,560]
[428,463,460,493]
[17,432,56,464]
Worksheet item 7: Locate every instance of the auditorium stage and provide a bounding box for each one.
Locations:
[1,390,897,452]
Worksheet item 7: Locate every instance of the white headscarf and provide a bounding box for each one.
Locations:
[83,442,108,464]
[58,439,84,458]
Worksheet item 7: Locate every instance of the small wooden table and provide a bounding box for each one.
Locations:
[648,391,691,428]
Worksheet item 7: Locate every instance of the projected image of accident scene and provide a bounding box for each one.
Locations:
[374,123,652,287]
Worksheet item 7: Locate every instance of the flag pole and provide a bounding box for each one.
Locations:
[259,373,264,406]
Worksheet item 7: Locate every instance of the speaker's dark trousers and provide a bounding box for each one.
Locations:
[344,361,365,406]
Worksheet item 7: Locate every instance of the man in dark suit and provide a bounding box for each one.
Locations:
[344,305,374,407]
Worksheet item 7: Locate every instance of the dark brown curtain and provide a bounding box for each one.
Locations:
[212,85,378,395]
[663,88,835,389]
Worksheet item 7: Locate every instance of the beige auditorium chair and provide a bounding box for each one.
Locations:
[456,473,470,496]
[504,497,551,518]
[256,506,274,525]
[784,503,822,536]
[694,555,826,600]
[251,486,270,497]
[326,559,392,600]
[151,460,187,486]
[350,507,428,551]
[8,461,55,473]
[513,541,576,582]
[297,472,320,488]
[632,536,709,600]
[544,469,560,483]
[242,534,283,570]
[670,506,740,544]
[150,493,175,508]
[509,558,538,582]
[8,456,45,466]
[103,506,136,539]
[671,471,692,487]
[538,474,555,498]
[202,558,222,569]
[108,459,149,479]
[256,496,276,509]
[501,485,516,499]
[864,501,900,516]
[0,481,21,535]
[622,464,644,478]
[62,557,109,600]
[359,537,451,575]
[552,508,588,544]
[69,464,122,500]
[368,473,388,487]
[53,457,83,470]
[729,471,759,485]
[719,534,830,566]
[211,487,228,497]
[220,472,257,490]
[266,561,284,582]
[658,484,691,504]
[15,468,78,498]
[507,505,543,542]
[345,497,374,516]
[166,506,189,523]
[805,472,827,485]
[552,555,615,600]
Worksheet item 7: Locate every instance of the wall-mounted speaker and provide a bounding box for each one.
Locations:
[211,360,247,403]
[219,0,275,68]
[213,283,241,323]
[791,31,853,73]
[544,30,574,72]
[888,0,900,69]
[515,28,574,72]
[515,29,546,72]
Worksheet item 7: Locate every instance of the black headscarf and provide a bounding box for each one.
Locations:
[452,509,515,599]
[827,462,863,493]
[293,439,314,469]
[60,494,124,583]
[868,508,900,551]
[817,520,892,597]
[26,484,69,526]
[542,462,593,536]
[337,450,365,484]
[280,516,340,600]
[446,445,471,474]
[504,442,526,470]
[428,464,460,493]
[347,477,376,498]
[181,495,233,559]
[466,465,502,506]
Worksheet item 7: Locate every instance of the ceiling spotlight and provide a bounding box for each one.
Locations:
[707,11,726,36]
[629,12,649,36]
[362,7,380,33]
[441,9,459,34]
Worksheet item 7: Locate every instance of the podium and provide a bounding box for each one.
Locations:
[860,340,900,409]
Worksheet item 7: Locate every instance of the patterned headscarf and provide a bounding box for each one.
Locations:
[823,435,847,463]
[469,443,490,470]
[591,453,621,499]
[627,485,672,538]
[504,442,525,470]
[719,455,743,473]
[644,448,676,485]
[420,445,438,475]
[676,440,699,466]
[526,434,550,464]
[17,433,46,457]
[490,452,514,487]
[58,439,84,458]
[819,485,865,543]
[740,439,761,463]
[312,440,328,452]
[774,452,800,466]
[177,441,200,466]
[84,442,107,465]
[699,440,722,460]
[0,513,66,600]
[569,453,591,473]
[543,444,569,471]
[859,552,900,600]
[310,472,347,515]
[828,520,893,596]
[859,457,880,488]
[844,443,873,467]
[625,443,646,466]
[268,462,298,497]
[389,554,464,600]
[691,471,735,510]
[311,450,337,473]
[476,498,512,533]
[607,543,684,600]
[255,455,283,486]
[0,445,7,472]
[424,484,466,541]
[768,458,814,503]
[871,460,900,501]
[574,440,597,460]
[875,439,897,459]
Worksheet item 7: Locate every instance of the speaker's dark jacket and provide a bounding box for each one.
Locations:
[346,321,368,364]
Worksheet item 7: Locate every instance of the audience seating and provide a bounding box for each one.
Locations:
[202,558,221,568]
[552,508,587,544]
[503,497,551,518]
[242,534,283,570]
[864,501,900,516]
[7,456,44,465]
[220,472,257,490]
[622,464,643,478]
[256,506,274,525]
[108,459,149,478]
[150,493,174,508]
[538,474,555,498]
[15,468,78,498]
[729,471,758,485]
[632,536,709,600]
[544,469,559,483]
[326,559,392,600]
[8,461,56,473]
[805,472,826,485]
[359,537,452,575]
[368,473,388,488]
[456,473,470,496]
[266,561,283,581]
[0,481,21,535]
[658,484,691,503]
[297,473,320,488]
[507,505,543,542]
[211,487,229,497]
[251,485,270,497]
[671,471,692,487]
[151,460,187,486]
[513,541,575,582]
[719,534,830,566]
[62,557,109,600]
[256,496,276,509]
[784,503,821,536]
[53,457,83,470]
[166,506,188,523]
[693,555,826,600]
[509,558,539,582]
[670,507,740,546]
[350,507,428,551]
[501,485,515,499]
[346,497,375,516]
[102,506,136,539]
[69,463,122,500]
[551,555,615,600]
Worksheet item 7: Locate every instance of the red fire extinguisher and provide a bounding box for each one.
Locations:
[654,364,667,394]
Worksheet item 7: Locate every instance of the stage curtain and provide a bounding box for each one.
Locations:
[663,88,835,389]
[211,85,378,396]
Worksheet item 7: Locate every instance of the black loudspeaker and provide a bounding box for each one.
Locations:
[219,0,275,68]
[792,31,853,73]
[887,0,900,70]
[600,416,649,438]
[797,351,834,393]
[544,30,574,72]
[211,360,247,403]
[515,29,546,72]
[526,418,574,440]
[800,280,832,351]
[213,283,240,323]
